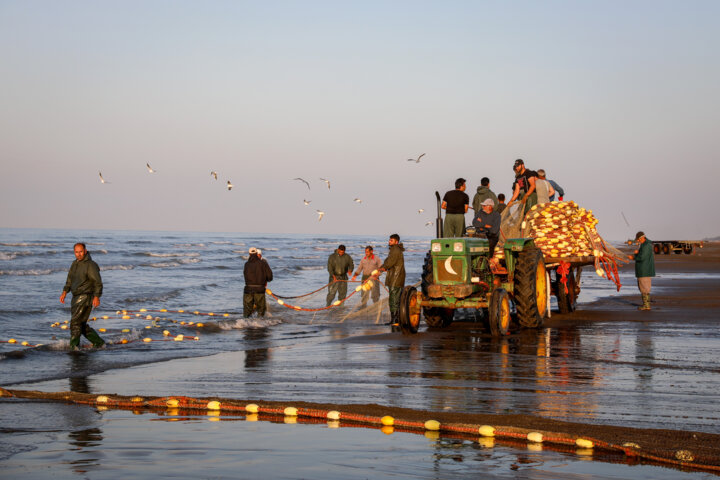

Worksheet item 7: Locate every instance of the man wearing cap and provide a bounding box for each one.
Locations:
[507,159,539,215]
[243,247,273,317]
[629,232,655,311]
[326,245,354,307]
[472,198,501,257]
[442,178,469,237]
[351,246,383,308]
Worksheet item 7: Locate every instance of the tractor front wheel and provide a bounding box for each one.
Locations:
[513,247,547,328]
[489,288,511,336]
[399,286,421,334]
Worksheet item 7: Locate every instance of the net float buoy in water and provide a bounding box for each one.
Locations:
[576,438,594,448]
[327,411,340,420]
[527,432,544,443]
[143,338,152,343]
[166,398,179,408]
[424,420,440,431]
[479,425,495,437]
[96,395,109,403]
[245,404,259,413]
[207,401,221,410]
[284,407,298,416]
[381,416,394,426]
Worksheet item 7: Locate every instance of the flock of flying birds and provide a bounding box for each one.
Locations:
[98,154,434,225]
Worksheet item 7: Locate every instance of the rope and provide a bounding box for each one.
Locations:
[266,276,390,313]
[3,388,718,473]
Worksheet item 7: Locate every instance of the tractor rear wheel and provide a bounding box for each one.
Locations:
[513,247,547,328]
[662,243,670,255]
[556,269,577,314]
[399,286,421,334]
[489,288,510,336]
[653,243,660,254]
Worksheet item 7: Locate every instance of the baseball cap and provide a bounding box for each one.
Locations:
[481,198,494,207]
[248,247,257,254]
[634,231,645,241]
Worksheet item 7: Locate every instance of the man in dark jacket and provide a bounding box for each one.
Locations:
[379,234,405,325]
[629,231,655,311]
[60,243,105,350]
[471,177,499,212]
[326,245,354,306]
[244,247,273,317]
[472,198,501,257]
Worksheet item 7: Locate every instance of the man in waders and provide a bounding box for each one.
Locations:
[351,246,382,308]
[326,244,354,307]
[378,234,405,325]
[630,231,655,310]
[60,243,105,350]
[244,247,273,317]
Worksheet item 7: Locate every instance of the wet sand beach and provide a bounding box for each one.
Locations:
[2,241,720,477]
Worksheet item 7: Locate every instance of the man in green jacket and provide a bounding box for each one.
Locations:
[379,234,405,325]
[327,245,354,306]
[60,243,105,350]
[630,231,655,311]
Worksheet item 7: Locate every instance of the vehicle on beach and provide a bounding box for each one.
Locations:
[625,239,703,255]
[398,193,617,335]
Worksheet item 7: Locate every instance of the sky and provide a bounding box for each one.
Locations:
[1,0,718,241]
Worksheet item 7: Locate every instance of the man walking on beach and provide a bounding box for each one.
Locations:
[379,234,405,325]
[351,246,383,308]
[244,247,273,317]
[327,244,354,307]
[630,231,655,311]
[60,243,105,350]
[442,178,469,237]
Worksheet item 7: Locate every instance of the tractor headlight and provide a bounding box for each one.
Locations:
[431,243,441,252]
[453,242,463,252]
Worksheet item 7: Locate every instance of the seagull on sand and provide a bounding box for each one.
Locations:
[407,153,426,163]
[227,181,233,191]
[418,209,424,214]
[303,199,311,206]
[316,210,325,221]
[211,171,218,180]
[354,198,362,204]
[425,221,433,226]
[146,163,157,174]
[98,172,109,184]
[319,178,331,190]
[294,178,311,190]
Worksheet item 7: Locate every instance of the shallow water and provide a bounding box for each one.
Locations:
[1,402,715,480]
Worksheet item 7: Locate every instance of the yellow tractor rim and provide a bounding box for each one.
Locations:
[408,291,420,329]
[535,262,547,316]
[499,295,510,332]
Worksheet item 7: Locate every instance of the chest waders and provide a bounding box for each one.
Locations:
[70,294,105,349]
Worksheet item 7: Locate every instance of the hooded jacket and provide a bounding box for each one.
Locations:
[327,250,354,280]
[381,243,405,288]
[244,254,273,294]
[63,252,103,297]
[634,239,656,278]
[472,186,499,212]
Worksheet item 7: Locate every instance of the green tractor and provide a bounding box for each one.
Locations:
[398,193,549,335]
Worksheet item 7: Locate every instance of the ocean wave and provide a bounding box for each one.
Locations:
[218,317,282,330]
[210,241,232,245]
[134,252,201,258]
[122,289,183,304]
[294,265,324,271]
[144,258,202,268]
[101,264,136,271]
[173,243,206,248]
[0,268,60,276]
[0,242,58,247]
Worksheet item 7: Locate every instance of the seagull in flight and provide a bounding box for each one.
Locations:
[353,198,362,204]
[227,181,233,191]
[146,163,157,174]
[319,178,330,190]
[418,209,424,214]
[303,199,311,206]
[316,210,325,221]
[211,171,218,180]
[407,153,426,163]
[294,178,311,190]
[425,221,433,226]
[98,172,109,184]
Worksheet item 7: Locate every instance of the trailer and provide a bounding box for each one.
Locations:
[650,240,704,255]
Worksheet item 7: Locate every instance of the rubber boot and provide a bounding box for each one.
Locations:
[85,328,105,348]
[639,294,651,311]
[69,336,81,351]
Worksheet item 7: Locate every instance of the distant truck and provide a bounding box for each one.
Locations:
[627,240,704,255]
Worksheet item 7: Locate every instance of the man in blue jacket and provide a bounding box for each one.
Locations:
[630,231,655,310]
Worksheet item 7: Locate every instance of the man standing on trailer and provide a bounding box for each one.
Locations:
[629,231,655,311]
[441,178,469,237]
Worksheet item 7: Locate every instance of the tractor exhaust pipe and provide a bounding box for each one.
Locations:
[435,191,443,238]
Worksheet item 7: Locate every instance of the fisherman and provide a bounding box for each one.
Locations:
[538,169,564,201]
[471,177,499,212]
[59,243,105,350]
[629,231,655,311]
[243,247,273,317]
[507,159,538,214]
[378,234,405,325]
[441,178,469,237]
[326,244,354,307]
[534,169,556,205]
[496,193,507,214]
[472,198,501,257]
[351,246,382,308]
